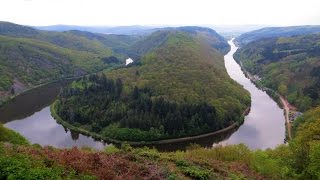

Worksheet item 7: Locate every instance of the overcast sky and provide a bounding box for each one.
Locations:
[1,0,320,26]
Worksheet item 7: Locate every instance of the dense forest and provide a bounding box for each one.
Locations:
[235,33,320,111]
[56,75,233,141]
[54,30,250,141]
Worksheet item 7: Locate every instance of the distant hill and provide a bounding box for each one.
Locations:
[35,25,158,35]
[0,21,140,56]
[36,25,230,54]
[236,25,320,46]
[0,21,39,37]
[235,33,320,111]
[54,29,250,142]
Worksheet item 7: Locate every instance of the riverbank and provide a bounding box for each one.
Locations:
[236,59,293,140]
[51,100,251,146]
[0,65,122,108]
[0,76,81,108]
[279,97,292,139]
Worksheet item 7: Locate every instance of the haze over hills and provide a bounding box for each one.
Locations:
[35,25,160,35]
[236,25,320,46]
[35,24,269,39]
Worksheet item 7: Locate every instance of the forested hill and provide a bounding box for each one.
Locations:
[130,26,229,56]
[0,22,230,102]
[0,21,140,56]
[55,30,250,142]
[234,33,320,111]
[0,22,139,104]
[236,25,320,46]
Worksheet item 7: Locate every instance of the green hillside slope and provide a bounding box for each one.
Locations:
[129,26,229,57]
[235,33,320,111]
[53,30,250,142]
[0,35,107,91]
[0,22,140,104]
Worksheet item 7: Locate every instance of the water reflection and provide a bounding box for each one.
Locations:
[0,80,71,123]
[217,40,285,149]
[4,107,107,150]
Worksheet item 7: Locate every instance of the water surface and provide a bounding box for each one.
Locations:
[217,40,285,149]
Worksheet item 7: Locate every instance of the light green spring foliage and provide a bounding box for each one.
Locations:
[0,35,107,91]
[0,124,29,145]
[107,31,250,120]
[235,33,320,111]
[292,106,320,136]
[0,22,139,93]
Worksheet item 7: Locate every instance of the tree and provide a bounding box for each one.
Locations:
[10,87,15,95]
[278,84,287,96]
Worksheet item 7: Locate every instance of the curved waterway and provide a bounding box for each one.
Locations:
[217,40,285,149]
[0,40,285,151]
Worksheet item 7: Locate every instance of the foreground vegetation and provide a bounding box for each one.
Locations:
[235,33,320,111]
[1,104,320,179]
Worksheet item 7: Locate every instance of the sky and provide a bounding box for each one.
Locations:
[1,0,320,26]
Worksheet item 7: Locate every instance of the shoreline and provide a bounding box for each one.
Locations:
[51,100,251,146]
[235,58,293,140]
[0,76,82,108]
[0,65,121,108]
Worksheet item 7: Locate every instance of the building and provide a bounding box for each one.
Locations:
[125,58,133,65]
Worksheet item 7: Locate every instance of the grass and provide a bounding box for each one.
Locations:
[0,124,29,145]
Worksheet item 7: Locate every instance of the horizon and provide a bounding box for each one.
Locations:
[1,0,319,27]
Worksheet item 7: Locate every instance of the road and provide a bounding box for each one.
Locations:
[280,96,292,140]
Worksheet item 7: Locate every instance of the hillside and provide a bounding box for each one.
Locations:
[0,124,265,179]
[1,104,320,179]
[234,33,320,111]
[53,30,250,142]
[130,26,229,57]
[236,25,320,46]
[0,22,229,105]
[0,22,140,104]
[0,35,106,99]
[177,26,230,54]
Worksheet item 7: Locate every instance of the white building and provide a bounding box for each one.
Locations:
[125,58,133,65]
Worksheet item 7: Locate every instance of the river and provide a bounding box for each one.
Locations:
[0,40,285,151]
[217,40,285,149]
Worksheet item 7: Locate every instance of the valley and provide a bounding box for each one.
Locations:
[1,37,285,150]
[0,21,320,179]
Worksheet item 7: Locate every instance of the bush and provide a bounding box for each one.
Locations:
[104,145,120,154]
[175,160,210,180]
